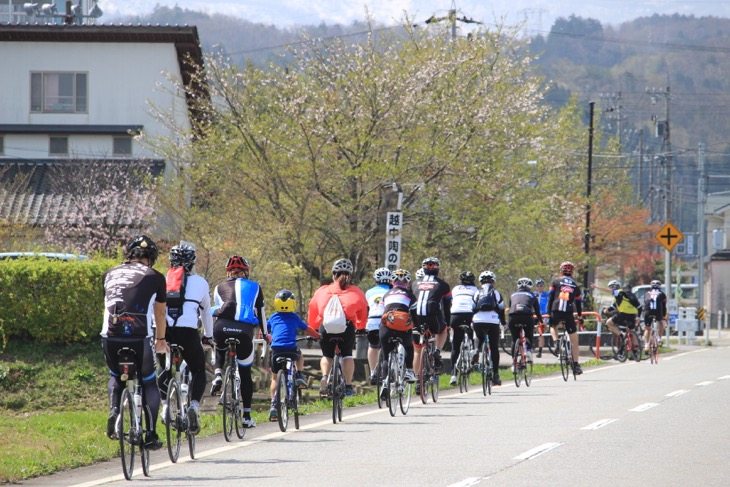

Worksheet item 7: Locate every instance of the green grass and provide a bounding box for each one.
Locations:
[0,341,606,483]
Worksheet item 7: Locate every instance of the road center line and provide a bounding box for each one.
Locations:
[514,442,562,460]
[630,402,659,412]
[695,381,714,386]
[446,477,485,487]
[666,389,689,397]
[582,418,618,430]
[719,375,730,380]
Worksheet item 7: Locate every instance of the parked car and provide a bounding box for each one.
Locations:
[631,283,698,308]
[0,252,88,261]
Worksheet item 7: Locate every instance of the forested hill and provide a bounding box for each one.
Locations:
[115,7,730,196]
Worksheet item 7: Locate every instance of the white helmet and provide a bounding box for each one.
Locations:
[332,258,354,274]
[479,271,495,284]
[608,280,621,289]
[517,277,533,289]
[415,268,425,280]
[373,267,392,284]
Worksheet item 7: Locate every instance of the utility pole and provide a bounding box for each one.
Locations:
[697,143,706,329]
[637,128,644,204]
[585,101,595,293]
[420,0,482,41]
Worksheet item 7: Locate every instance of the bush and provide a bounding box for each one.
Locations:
[0,257,119,344]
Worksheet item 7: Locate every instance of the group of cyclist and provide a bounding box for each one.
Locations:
[100,234,611,447]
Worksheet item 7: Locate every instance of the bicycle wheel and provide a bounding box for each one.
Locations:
[376,351,385,409]
[399,370,412,416]
[222,367,235,441]
[513,342,522,388]
[418,349,429,404]
[294,388,301,430]
[276,370,289,432]
[428,350,439,403]
[500,335,513,357]
[546,334,558,357]
[331,356,342,424]
[140,438,150,477]
[559,338,569,381]
[387,352,398,417]
[165,380,182,463]
[525,353,533,387]
[185,382,195,460]
[234,396,245,439]
[650,332,659,364]
[612,334,627,362]
[119,389,135,480]
[564,339,577,381]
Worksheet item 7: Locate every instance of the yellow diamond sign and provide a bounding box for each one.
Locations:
[655,221,684,252]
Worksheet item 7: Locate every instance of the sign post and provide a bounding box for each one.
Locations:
[385,211,402,272]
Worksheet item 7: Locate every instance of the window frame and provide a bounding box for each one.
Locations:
[112,136,133,157]
[49,136,69,156]
[30,71,88,114]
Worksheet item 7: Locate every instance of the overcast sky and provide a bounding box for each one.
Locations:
[98,0,730,33]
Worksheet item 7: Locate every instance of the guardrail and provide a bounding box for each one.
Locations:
[536,311,603,360]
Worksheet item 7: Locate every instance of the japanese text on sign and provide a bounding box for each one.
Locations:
[385,211,402,271]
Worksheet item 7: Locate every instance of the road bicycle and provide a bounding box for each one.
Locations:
[115,347,150,480]
[382,336,412,416]
[323,337,346,424]
[512,324,533,387]
[413,326,439,404]
[555,322,577,381]
[454,324,474,393]
[375,347,386,410]
[220,338,245,441]
[164,343,196,462]
[273,338,308,432]
[645,316,660,364]
[478,331,494,396]
[611,325,642,363]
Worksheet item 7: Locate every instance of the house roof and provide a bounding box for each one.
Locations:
[0,23,209,130]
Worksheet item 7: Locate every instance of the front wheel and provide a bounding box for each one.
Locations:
[119,389,135,480]
[165,380,183,463]
[276,370,289,432]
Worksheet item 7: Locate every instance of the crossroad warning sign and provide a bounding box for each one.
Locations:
[655,221,684,252]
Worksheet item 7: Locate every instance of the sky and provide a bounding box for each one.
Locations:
[97,0,730,33]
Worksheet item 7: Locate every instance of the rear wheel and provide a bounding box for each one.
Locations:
[222,368,235,441]
[387,352,398,417]
[119,389,135,480]
[612,334,627,362]
[629,331,642,362]
[400,375,412,416]
[294,389,301,430]
[276,370,289,432]
[559,338,570,381]
[185,386,195,459]
[429,350,439,403]
[165,380,182,463]
[331,356,343,424]
[140,439,150,477]
[376,351,385,409]
[525,351,533,387]
[418,350,429,404]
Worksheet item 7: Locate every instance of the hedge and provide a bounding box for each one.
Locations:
[0,257,120,344]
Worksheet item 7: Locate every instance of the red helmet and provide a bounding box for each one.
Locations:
[559,261,575,276]
[225,255,250,272]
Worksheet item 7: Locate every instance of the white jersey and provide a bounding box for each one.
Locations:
[450,284,478,314]
[472,284,505,324]
[365,284,390,331]
[166,273,214,336]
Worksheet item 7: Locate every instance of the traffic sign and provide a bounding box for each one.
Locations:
[655,221,684,252]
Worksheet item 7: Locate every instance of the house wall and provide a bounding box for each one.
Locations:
[0,41,190,160]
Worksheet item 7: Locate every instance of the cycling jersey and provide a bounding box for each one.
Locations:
[412,275,452,321]
[165,273,214,336]
[643,289,667,318]
[365,283,391,331]
[509,290,542,320]
[102,261,166,338]
[472,284,505,325]
[269,311,309,349]
[537,290,550,316]
[450,284,478,314]
[547,276,583,316]
[214,277,268,334]
[307,281,368,331]
[614,290,639,315]
[382,286,416,313]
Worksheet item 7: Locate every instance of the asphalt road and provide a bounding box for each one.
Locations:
[23,340,730,487]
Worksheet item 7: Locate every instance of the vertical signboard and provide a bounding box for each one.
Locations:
[385,211,402,271]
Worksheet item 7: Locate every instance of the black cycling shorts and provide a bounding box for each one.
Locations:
[415,313,446,336]
[319,325,356,359]
[367,329,380,348]
[549,311,577,334]
[614,312,637,330]
[270,347,301,373]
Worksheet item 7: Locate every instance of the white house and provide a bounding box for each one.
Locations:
[703,193,730,325]
[0,23,206,228]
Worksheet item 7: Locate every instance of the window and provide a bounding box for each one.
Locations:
[0,136,4,155]
[31,72,88,113]
[113,137,133,156]
[49,136,68,156]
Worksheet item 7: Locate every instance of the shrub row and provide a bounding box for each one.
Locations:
[0,257,119,344]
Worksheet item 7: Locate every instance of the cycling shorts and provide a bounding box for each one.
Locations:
[549,311,577,334]
[415,313,446,336]
[367,329,380,348]
[320,325,355,359]
[270,347,302,373]
[614,312,637,330]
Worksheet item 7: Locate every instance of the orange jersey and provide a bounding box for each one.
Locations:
[308,282,368,331]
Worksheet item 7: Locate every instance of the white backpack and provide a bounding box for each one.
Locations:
[321,294,347,334]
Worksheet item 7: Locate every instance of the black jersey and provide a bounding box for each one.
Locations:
[509,290,542,319]
[643,288,667,317]
[547,276,583,315]
[411,275,452,321]
[102,261,167,338]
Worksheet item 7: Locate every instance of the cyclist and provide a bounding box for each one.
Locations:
[211,255,269,428]
[267,289,320,422]
[157,244,214,436]
[546,261,584,375]
[449,271,478,386]
[365,268,393,385]
[507,278,543,366]
[534,278,550,357]
[597,280,641,350]
[642,279,668,350]
[101,235,167,450]
[471,271,506,386]
[412,257,452,376]
[308,258,368,397]
[379,269,418,399]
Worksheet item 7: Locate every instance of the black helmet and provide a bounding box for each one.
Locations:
[459,271,475,285]
[274,289,297,312]
[126,235,159,265]
[422,257,440,276]
[169,244,196,272]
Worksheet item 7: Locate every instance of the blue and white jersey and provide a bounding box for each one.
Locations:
[365,283,391,331]
[213,277,268,333]
[450,284,478,314]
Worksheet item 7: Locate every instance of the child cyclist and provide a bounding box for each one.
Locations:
[268,289,320,421]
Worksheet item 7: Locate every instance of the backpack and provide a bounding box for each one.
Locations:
[476,287,498,312]
[625,291,640,309]
[166,267,200,323]
[321,294,348,334]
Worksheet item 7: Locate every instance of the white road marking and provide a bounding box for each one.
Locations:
[514,442,562,460]
[582,418,618,430]
[719,375,730,380]
[630,402,659,412]
[664,348,709,361]
[696,381,714,386]
[446,477,485,487]
[666,390,689,397]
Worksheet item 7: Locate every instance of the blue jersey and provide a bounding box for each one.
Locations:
[269,311,308,348]
[537,291,550,316]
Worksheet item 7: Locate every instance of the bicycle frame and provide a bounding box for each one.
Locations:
[117,347,150,480]
[221,338,244,441]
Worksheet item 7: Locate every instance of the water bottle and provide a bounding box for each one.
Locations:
[397,344,405,369]
[234,369,241,395]
[180,382,189,403]
[134,390,142,420]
